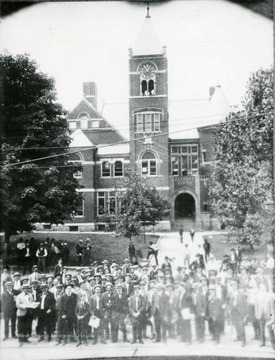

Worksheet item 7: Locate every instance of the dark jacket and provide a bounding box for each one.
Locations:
[58,292,77,318]
[37,291,56,315]
[2,290,17,315]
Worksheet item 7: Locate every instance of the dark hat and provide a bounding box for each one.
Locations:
[40,284,48,289]
[65,283,74,289]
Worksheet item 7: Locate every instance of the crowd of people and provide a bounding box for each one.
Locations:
[1,233,275,351]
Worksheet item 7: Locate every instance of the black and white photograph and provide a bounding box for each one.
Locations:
[0,1,274,360]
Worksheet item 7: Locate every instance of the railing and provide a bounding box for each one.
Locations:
[170,175,209,181]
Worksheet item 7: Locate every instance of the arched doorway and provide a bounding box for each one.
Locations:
[174,193,196,229]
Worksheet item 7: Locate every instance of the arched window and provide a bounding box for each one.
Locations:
[148,80,154,95]
[142,152,157,176]
[78,113,89,129]
[141,80,147,96]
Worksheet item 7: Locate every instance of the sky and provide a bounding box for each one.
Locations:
[1,1,273,138]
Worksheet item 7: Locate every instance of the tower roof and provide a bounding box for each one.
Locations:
[132,8,163,56]
[208,85,231,119]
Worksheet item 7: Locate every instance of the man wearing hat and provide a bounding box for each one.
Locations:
[16,284,34,346]
[76,239,84,266]
[177,282,192,345]
[122,273,134,298]
[191,282,206,343]
[2,281,17,340]
[129,285,146,344]
[122,259,131,276]
[112,284,129,342]
[228,280,248,347]
[12,272,22,295]
[29,265,39,283]
[151,283,169,343]
[207,285,224,345]
[56,284,77,345]
[128,240,137,265]
[102,282,116,341]
[54,259,63,278]
[90,285,106,344]
[37,284,56,342]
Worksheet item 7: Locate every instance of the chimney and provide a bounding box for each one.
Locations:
[83,82,97,109]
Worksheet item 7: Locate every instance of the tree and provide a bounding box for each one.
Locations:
[0,53,83,249]
[209,68,274,245]
[96,167,171,242]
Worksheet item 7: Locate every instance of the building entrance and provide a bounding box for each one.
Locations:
[174,193,196,230]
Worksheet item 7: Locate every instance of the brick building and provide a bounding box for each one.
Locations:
[39,10,230,232]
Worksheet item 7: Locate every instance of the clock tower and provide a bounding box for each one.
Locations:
[128,7,169,190]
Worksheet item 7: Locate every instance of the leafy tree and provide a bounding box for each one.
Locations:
[209,68,274,245]
[97,167,171,241]
[0,53,83,249]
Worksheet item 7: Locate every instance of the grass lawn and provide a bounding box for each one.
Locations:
[0,232,159,268]
[204,233,267,261]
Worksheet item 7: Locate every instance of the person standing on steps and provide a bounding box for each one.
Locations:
[179,226,183,244]
[190,227,196,242]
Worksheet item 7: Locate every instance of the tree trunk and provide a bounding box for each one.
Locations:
[249,242,254,252]
[4,228,11,256]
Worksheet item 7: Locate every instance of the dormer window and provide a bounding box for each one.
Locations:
[78,113,89,129]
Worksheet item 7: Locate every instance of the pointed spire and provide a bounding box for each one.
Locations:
[132,6,162,56]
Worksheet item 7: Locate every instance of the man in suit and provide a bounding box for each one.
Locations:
[228,280,248,347]
[2,281,17,340]
[122,273,134,298]
[151,283,169,343]
[215,275,227,333]
[177,282,192,345]
[191,282,207,343]
[102,282,116,341]
[56,284,77,345]
[16,284,35,346]
[13,272,22,295]
[254,282,274,347]
[90,284,106,344]
[128,285,145,344]
[36,284,56,342]
[128,240,137,265]
[54,258,63,278]
[207,285,225,344]
[112,284,129,342]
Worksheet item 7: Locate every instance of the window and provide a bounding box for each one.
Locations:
[141,80,147,96]
[114,161,123,177]
[136,114,143,133]
[43,224,52,230]
[102,161,111,177]
[69,121,77,130]
[91,120,99,128]
[97,192,117,215]
[79,113,89,129]
[202,150,206,163]
[74,200,84,217]
[153,113,160,132]
[98,192,105,215]
[142,152,157,176]
[135,112,161,133]
[145,114,151,132]
[69,226,78,232]
[170,144,199,176]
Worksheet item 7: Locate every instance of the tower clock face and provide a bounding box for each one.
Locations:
[140,63,156,79]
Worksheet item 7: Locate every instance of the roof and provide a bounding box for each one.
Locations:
[69,129,94,148]
[132,11,163,56]
[83,129,125,145]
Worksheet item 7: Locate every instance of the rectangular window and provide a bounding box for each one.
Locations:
[171,158,179,175]
[114,161,123,177]
[150,160,157,175]
[145,114,152,132]
[171,146,178,154]
[153,113,160,132]
[43,224,51,230]
[69,226,78,232]
[142,161,149,175]
[181,156,188,176]
[109,195,116,214]
[74,200,84,217]
[80,119,88,129]
[98,192,105,215]
[102,161,111,177]
[69,121,77,130]
[191,146,198,153]
[91,120,99,128]
[136,114,143,133]
[181,146,188,154]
